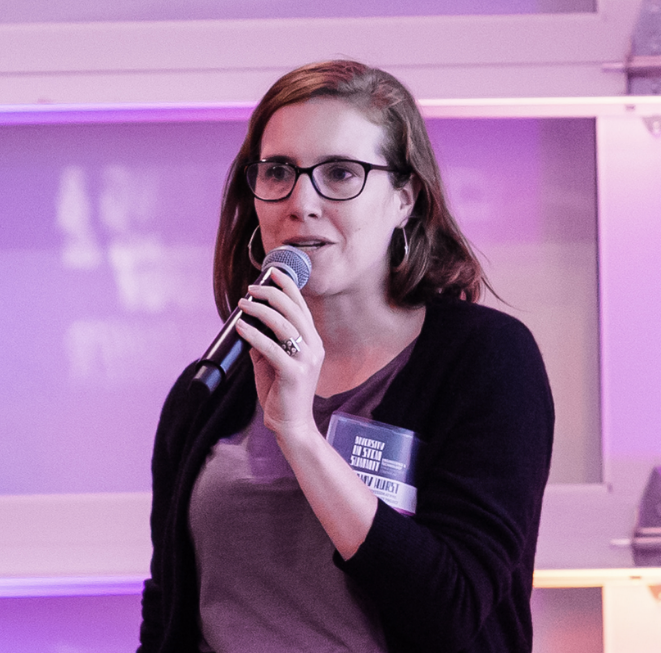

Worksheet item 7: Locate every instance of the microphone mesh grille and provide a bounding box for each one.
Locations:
[262,246,312,289]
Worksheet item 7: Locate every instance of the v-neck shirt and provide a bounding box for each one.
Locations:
[188,340,415,653]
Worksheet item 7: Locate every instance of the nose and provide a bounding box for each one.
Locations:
[286,169,321,218]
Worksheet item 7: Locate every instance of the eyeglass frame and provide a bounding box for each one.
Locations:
[244,158,402,202]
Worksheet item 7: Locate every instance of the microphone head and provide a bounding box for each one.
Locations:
[262,245,312,289]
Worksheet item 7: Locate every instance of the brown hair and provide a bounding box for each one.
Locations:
[213,59,487,319]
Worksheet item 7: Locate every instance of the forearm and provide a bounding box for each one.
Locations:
[332,315,555,651]
[275,425,378,560]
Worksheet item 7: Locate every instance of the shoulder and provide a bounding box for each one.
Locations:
[153,360,256,465]
[423,294,532,339]
[151,362,202,467]
[416,294,544,373]
[380,295,553,435]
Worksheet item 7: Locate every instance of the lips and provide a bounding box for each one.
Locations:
[284,238,330,251]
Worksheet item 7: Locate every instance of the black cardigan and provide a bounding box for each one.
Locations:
[138,295,554,653]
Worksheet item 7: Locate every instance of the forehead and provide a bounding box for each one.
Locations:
[259,98,386,164]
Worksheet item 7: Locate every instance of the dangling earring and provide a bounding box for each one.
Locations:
[248,225,263,270]
[392,225,410,272]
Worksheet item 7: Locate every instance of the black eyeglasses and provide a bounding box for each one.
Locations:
[245,159,398,202]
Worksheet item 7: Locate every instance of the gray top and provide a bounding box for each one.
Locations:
[188,341,414,653]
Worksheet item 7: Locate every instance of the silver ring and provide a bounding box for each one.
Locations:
[280,335,303,356]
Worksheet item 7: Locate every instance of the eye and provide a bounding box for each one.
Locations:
[262,162,293,183]
[319,161,364,184]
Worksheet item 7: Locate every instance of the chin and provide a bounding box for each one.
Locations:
[301,282,330,299]
[301,275,344,300]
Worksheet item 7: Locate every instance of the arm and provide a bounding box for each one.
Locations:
[137,363,199,653]
[272,416,379,560]
[336,315,554,651]
[137,359,258,653]
[235,269,378,559]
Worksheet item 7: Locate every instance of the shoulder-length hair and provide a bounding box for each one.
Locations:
[213,59,486,320]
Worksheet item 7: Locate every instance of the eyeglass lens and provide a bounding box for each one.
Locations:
[247,161,368,201]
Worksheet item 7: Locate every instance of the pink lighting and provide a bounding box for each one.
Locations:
[0,103,255,126]
[598,116,661,464]
[0,113,598,495]
[1,97,659,652]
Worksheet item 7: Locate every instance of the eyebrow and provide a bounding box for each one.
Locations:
[258,155,293,163]
[258,155,362,165]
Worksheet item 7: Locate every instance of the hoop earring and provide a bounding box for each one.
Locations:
[392,226,410,272]
[248,225,263,270]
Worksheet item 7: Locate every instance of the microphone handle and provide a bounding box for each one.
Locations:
[189,269,278,397]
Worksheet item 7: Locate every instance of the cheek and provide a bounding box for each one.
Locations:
[255,206,280,249]
[354,200,400,246]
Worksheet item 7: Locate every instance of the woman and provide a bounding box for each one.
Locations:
[138,60,554,653]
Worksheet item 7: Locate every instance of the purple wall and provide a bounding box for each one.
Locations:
[1,121,245,493]
[0,594,143,652]
[0,116,597,494]
[0,113,601,652]
[0,589,603,652]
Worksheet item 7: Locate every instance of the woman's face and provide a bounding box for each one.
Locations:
[255,98,416,301]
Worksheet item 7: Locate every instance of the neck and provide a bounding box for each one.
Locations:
[306,289,426,398]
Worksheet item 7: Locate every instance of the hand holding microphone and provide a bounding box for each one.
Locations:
[189,245,312,397]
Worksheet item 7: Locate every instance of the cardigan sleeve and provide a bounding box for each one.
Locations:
[137,362,200,653]
[137,360,257,653]
[335,313,554,652]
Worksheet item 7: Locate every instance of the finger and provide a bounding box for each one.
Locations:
[254,268,314,319]
[241,281,318,346]
[238,297,303,345]
[244,283,300,323]
[236,317,298,366]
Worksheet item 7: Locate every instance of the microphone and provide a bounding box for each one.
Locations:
[189,245,312,397]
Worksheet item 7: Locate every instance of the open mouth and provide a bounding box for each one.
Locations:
[286,240,328,251]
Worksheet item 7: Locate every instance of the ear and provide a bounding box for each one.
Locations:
[395,175,420,228]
